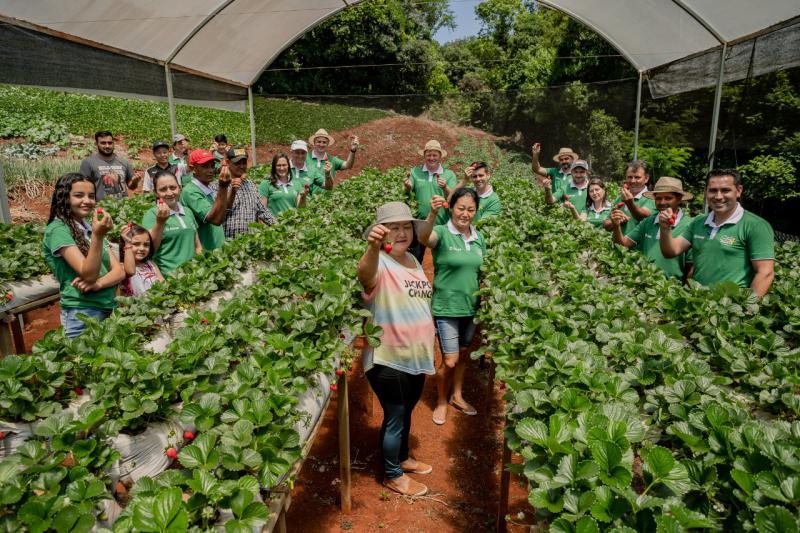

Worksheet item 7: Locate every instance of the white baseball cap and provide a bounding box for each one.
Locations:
[290,140,308,152]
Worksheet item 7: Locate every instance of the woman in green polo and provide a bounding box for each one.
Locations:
[142,170,201,277]
[573,178,612,228]
[418,188,486,426]
[259,152,309,216]
[43,173,125,338]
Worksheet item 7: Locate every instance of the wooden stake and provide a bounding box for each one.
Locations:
[496,426,511,533]
[338,372,352,513]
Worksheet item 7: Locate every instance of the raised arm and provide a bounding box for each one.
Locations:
[341,136,359,170]
[357,224,388,292]
[531,143,548,178]
[416,196,443,248]
[658,208,692,259]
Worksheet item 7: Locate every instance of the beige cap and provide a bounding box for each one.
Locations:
[418,140,447,158]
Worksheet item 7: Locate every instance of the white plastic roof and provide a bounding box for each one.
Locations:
[0,0,798,91]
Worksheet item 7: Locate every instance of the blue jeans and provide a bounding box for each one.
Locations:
[366,365,426,480]
[60,307,112,338]
[435,316,477,354]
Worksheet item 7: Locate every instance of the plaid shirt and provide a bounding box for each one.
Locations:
[211,178,276,238]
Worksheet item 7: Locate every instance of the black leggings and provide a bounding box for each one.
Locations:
[366,365,426,479]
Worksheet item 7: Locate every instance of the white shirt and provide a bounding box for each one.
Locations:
[425,165,445,182]
[478,185,494,199]
[704,203,744,239]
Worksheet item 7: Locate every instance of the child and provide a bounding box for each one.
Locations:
[119,224,164,296]
[43,173,125,338]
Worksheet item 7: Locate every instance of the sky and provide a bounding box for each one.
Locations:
[433,0,483,43]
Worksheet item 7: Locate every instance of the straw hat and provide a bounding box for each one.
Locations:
[643,176,694,200]
[363,202,425,239]
[308,128,335,147]
[417,140,447,158]
[552,147,579,163]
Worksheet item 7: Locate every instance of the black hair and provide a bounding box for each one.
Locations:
[584,178,609,211]
[707,168,742,187]
[48,173,95,255]
[270,152,291,187]
[214,134,228,144]
[450,187,480,212]
[471,161,490,174]
[94,130,113,141]
[152,169,180,193]
[119,224,154,264]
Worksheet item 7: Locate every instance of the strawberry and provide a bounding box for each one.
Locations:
[96,208,104,221]
[563,195,570,201]
[668,212,677,226]
[616,202,625,208]
[0,431,5,440]
[158,198,165,206]
[383,242,393,253]
[74,387,84,396]
[4,292,11,301]
[330,383,338,392]
[623,183,629,190]
[200,318,209,325]
[336,368,344,376]
[183,431,195,440]
[442,201,449,209]
[166,447,178,459]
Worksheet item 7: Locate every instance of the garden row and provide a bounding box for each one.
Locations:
[468,139,800,532]
[0,165,400,532]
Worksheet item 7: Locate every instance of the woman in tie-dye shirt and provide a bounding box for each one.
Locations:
[358,202,435,498]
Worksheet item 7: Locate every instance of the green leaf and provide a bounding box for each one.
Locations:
[178,433,219,470]
[575,516,600,533]
[590,486,629,522]
[644,446,675,479]
[590,440,631,489]
[152,488,188,532]
[655,515,684,533]
[52,505,93,533]
[754,506,798,533]
[516,418,548,445]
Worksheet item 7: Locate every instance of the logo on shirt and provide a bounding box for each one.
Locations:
[719,235,737,246]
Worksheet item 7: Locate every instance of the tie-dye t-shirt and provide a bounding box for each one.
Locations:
[362,251,436,375]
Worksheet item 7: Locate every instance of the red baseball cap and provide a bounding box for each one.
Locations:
[189,149,215,166]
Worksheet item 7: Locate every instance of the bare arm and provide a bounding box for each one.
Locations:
[148,202,171,252]
[531,144,548,178]
[70,246,125,293]
[341,136,358,170]
[416,196,443,248]
[543,178,556,205]
[750,259,775,298]
[658,209,691,258]
[611,211,636,249]
[357,224,388,292]
[195,234,202,254]
[60,213,113,284]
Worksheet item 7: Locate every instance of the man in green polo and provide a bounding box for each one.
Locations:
[532,144,577,193]
[659,169,775,297]
[170,134,191,185]
[180,149,231,251]
[307,128,359,183]
[455,161,501,223]
[604,160,656,235]
[544,159,590,215]
[611,176,694,279]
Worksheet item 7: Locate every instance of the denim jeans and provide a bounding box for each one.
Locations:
[60,307,112,338]
[366,364,426,480]
[435,316,477,354]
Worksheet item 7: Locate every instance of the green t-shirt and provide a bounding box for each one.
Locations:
[42,219,117,310]
[142,205,198,276]
[307,153,345,180]
[290,166,325,196]
[553,181,590,215]
[608,193,656,235]
[431,223,486,317]
[475,190,502,223]
[626,211,693,279]
[258,179,303,216]
[679,208,774,288]
[410,166,458,225]
[546,167,571,194]
[180,181,225,251]
[587,204,612,228]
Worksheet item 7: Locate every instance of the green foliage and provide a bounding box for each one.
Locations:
[739,155,799,205]
[634,146,693,181]
[0,109,70,146]
[1,157,80,191]
[586,110,629,178]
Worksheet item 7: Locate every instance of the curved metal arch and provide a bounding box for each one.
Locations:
[166,0,237,64]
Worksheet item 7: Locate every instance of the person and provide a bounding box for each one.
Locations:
[544,159,590,216]
[210,134,228,162]
[180,149,231,251]
[119,223,164,296]
[210,147,276,238]
[531,145,578,192]
[79,130,138,200]
[358,202,436,497]
[289,140,332,195]
[307,128,359,182]
[611,177,694,279]
[453,161,502,222]
[259,152,310,216]
[659,169,775,297]
[417,189,486,426]
[404,140,458,262]
[604,160,655,235]
[142,170,201,276]
[170,134,191,185]
[580,178,612,228]
[43,173,124,338]
[143,140,177,194]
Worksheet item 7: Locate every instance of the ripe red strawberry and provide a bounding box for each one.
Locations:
[668,213,677,226]
[0,431,5,440]
[330,383,338,392]
[623,183,629,190]
[166,447,178,459]
[563,195,570,201]
[74,387,83,396]
[336,368,344,376]
[383,242,393,253]
[442,202,449,209]
[183,431,195,440]
[617,202,625,208]
[96,208,104,220]
[4,292,11,301]
[158,198,165,205]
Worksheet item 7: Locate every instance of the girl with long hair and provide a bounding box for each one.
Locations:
[258,152,310,216]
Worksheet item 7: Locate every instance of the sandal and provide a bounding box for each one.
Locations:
[432,404,447,425]
[401,458,432,475]
[383,475,428,497]
[449,398,477,416]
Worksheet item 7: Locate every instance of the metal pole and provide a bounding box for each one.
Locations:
[248,87,257,166]
[707,43,727,171]
[0,162,10,224]
[165,64,177,137]
[633,72,643,160]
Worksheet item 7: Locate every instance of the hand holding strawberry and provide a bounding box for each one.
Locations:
[349,135,359,151]
[367,224,390,250]
[531,143,541,155]
[436,174,447,189]
[155,198,170,223]
[431,195,446,214]
[323,161,333,175]
[403,171,412,192]
[92,208,112,237]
